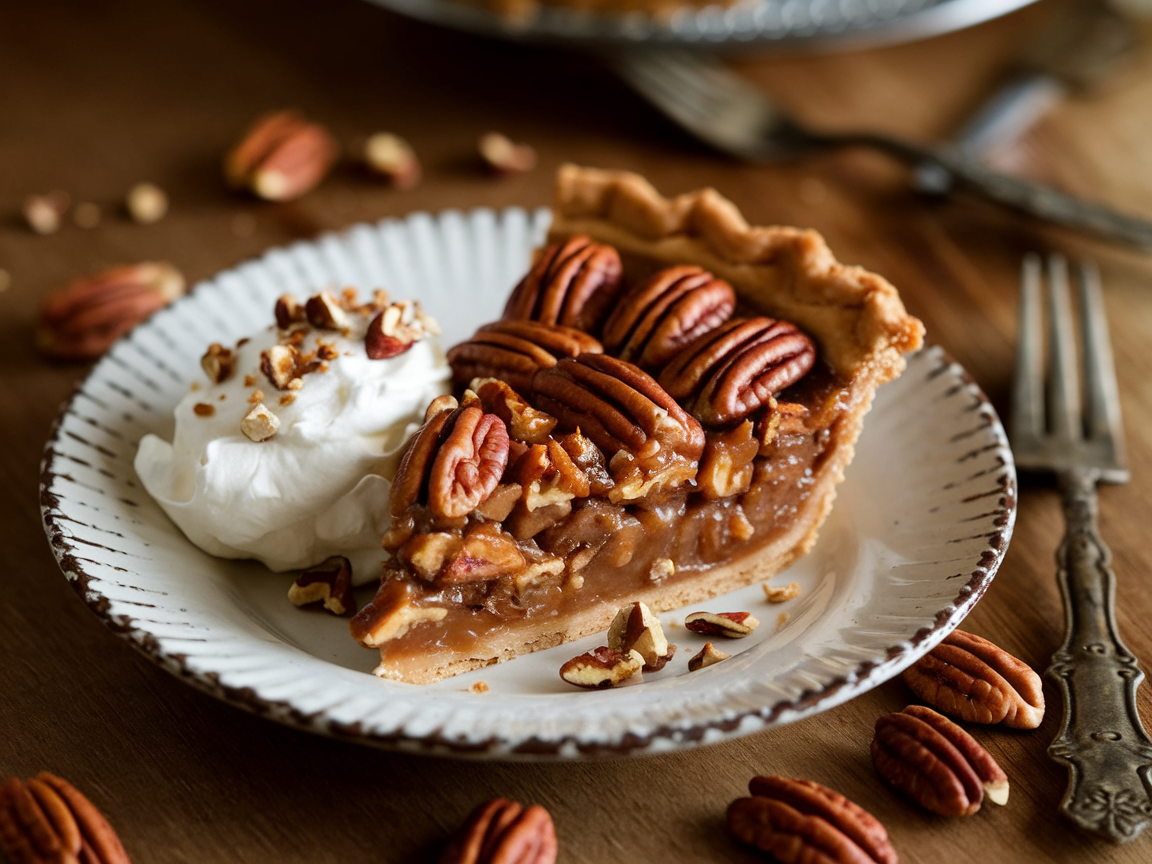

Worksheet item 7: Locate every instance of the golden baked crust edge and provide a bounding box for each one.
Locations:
[551,164,925,381]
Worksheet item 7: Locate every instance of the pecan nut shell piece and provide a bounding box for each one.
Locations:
[872,706,1008,817]
[439,798,557,864]
[601,265,736,372]
[729,776,897,864]
[901,629,1045,729]
[447,320,603,394]
[502,235,623,334]
[532,354,705,501]
[660,317,817,426]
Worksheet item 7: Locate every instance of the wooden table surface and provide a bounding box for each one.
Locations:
[4,0,1152,861]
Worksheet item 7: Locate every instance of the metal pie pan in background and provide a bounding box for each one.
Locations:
[40,206,1015,759]
[363,0,1037,49]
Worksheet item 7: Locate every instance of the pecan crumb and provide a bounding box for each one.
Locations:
[279,394,297,407]
[776,612,789,632]
[244,375,256,387]
[126,182,168,224]
[469,681,489,694]
[764,582,801,603]
[193,403,216,417]
[248,389,264,404]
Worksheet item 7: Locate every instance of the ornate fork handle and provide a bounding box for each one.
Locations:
[1047,467,1152,842]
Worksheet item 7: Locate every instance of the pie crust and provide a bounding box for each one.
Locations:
[350,165,924,684]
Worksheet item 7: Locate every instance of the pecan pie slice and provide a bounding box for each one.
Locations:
[351,165,924,684]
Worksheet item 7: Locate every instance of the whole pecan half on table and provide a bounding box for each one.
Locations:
[37,262,185,362]
[660,316,816,427]
[872,705,1009,817]
[502,235,623,334]
[224,109,338,201]
[439,797,557,864]
[0,772,132,864]
[728,776,898,864]
[901,629,1045,729]
[600,264,736,372]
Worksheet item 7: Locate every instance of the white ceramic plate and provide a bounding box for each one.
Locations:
[40,207,1015,759]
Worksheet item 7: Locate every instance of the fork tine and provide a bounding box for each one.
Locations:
[1012,253,1046,445]
[1077,259,1129,479]
[614,52,711,129]
[1046,254,1083,441]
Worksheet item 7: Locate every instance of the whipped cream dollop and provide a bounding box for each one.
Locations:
[134,293,451,582]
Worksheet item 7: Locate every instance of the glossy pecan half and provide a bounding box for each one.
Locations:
[385,403,510,543]
[729,776,897,864]
[601,265,735,372]
[502,235,623,334]
[447,320,602,394]
[901,629,1045,729]
[532,354,705,502]
[439,798,557,864]
[872,705,1009,817]
[659,317,817,426]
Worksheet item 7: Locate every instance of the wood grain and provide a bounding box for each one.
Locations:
[3,0,1152,861]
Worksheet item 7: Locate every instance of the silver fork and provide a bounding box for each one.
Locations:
[1012,254,1152,842]
[607,48,1152,251]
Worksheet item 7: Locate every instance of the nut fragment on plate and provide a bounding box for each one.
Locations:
[125,182,168,224]
[607,601,675,671]
[685,610,759,638]
[356,132,421,189]
[439,798,557,864]
[687,642,730,671]
[559,646,644,689]
[729,776,898,864]
[0,771,133,864]
[764,581,802,603]
[37,262,186,361]
[872,705,1009,817]
[224,109,338,201]
[478,131,536,176]
[288,556,356,616]
[201,343,237,384]
[901,629,1045,728]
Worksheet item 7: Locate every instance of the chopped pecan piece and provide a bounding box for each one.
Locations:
[532,354,704,502]
[608,602,675,672]
[660,317,817,426]
[730,776,898,864]
[901,629,1045,729]
[872,705,1009,817]
[274,295,306,330]
[260,344,300,390]
[240,403,280,442]
[559,647,643,689]
[447,320,602,394]
[287,556,355,616]
[305,291,352,330]
[685,610,759,638]
[557,430,614,496]
[471,378,557,444]
[601,265,735,372]
[439,798,557,864]
[687,642,730,671]
[511,439,590,511]
[366,299,439,359]
[200,343,236,384]
[502,235,623,334]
